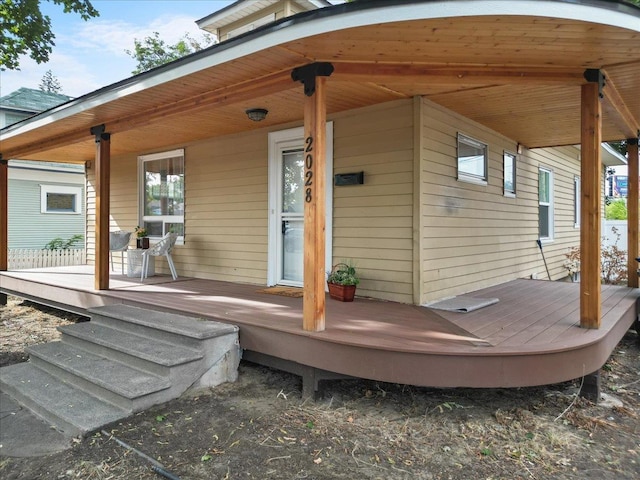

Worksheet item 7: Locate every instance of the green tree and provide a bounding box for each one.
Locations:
[39,69,63,93]
[0,0,99,70]
[605,199,628,220]
[126,31,214,75]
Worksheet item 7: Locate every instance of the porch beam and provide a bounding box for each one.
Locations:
[628,138,639,288]
[292,62,334,332]
[580,73,603,329]
[332,63,586,85]
[91,125,111,291]
[0,156,7,271]
[601,69,640,139]
[1,70,296,161]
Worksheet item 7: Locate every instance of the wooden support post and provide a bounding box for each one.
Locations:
[92,126,111,291]
[0,157,7,272]
[580,370,601,403]
[627,138,639,288]
[0,293,6,306]
[302,77,327,332]
[292,62,333,332]
[580,77,602,329]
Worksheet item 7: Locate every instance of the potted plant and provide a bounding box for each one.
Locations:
[327,263,359,302]
[135,226,149,249]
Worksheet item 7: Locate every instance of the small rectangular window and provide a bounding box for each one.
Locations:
[457,133,487,184]
[41,185,82,214]
[538,167,554,241]
[504,151,516,196]
[573,176,581,228]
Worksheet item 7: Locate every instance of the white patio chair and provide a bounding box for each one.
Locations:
[141,232,179,281]
[109,230,132,274]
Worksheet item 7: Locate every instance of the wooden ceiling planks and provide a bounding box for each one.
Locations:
[2,11,639,161]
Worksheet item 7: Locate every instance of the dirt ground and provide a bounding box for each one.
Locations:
[0,295,638,480]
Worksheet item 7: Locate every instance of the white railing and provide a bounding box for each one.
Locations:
[8,249,86,270]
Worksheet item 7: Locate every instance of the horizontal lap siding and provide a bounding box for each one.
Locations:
[332,100,415,303]
[526,146,585,277]
[8,178,85,249]
[185,132,268,283]
[420,98,580,303]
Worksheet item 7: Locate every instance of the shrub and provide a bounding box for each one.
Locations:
[605,199,627,220]
[44,234,84,250]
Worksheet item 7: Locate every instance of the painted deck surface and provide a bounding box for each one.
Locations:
[1,267,637,389]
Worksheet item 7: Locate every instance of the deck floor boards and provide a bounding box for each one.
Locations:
[1,267,637,389]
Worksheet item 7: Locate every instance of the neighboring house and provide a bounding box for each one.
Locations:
[197,0,337,42]
[0,88,85,250]
[1,0,638,308]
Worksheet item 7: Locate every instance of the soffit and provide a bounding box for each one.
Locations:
[2,12,639,162]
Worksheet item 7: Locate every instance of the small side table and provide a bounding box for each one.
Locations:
[127,249,155,278]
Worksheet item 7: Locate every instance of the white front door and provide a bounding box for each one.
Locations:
[268,124,333,286]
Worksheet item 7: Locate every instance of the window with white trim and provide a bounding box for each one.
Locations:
[573,176,581,228]
[457,133,488,184]
[504,151,516,196]
[41,185,82,214]
[538,167,554,240]
[139,149,185,242]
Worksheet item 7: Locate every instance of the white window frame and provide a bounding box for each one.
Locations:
[503,151,516,197]
[573,176,581,228]
[538,167,554,242]
[457,133,488,185]
[40,185,82,214]
[138,148,185,244]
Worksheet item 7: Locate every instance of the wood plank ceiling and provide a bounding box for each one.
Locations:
[1,12,639,164]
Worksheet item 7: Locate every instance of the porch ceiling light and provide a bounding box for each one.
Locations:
[246,108,268,122]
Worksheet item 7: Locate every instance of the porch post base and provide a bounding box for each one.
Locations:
[0,292,6,306]
[580,370,601,403]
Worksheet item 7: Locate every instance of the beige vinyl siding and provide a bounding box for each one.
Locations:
[98,130,269,281]
[184,131,268,283]
[86,154,142,270]
[332,99,415,303]
[526,146,583,276]
[419,98,580,303]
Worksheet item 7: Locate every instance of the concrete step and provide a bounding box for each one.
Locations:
[2,304,240,439]
[88,304,238,349]
[59,322,203,376]
[0,362,128,437]
[28,342,170,411]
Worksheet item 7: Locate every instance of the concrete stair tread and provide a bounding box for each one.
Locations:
[59,322,202,366]
[27,342,170,399]
[0,363,128,435]
[88,304,237,340]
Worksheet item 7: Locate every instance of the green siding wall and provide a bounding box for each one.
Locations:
[8,179,86,249]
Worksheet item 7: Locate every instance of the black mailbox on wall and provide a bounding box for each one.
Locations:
[334,171,364,186]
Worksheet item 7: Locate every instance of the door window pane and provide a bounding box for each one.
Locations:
[282,150,304,213]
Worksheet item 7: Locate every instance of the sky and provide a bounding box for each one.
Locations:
[1,0,235,98]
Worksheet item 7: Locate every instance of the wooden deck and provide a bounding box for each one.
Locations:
[1,267,638,394]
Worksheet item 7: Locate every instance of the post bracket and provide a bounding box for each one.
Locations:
[291,62,334,97]
[583,69,606,98]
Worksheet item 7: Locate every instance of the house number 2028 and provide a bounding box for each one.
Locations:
[304,135,313,203]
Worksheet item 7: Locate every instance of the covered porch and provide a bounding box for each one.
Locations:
[1,267,637,396]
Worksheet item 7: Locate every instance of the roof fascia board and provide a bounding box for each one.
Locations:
[2,0,639,141]
[602,142,628,166]
[196,0,276,30]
